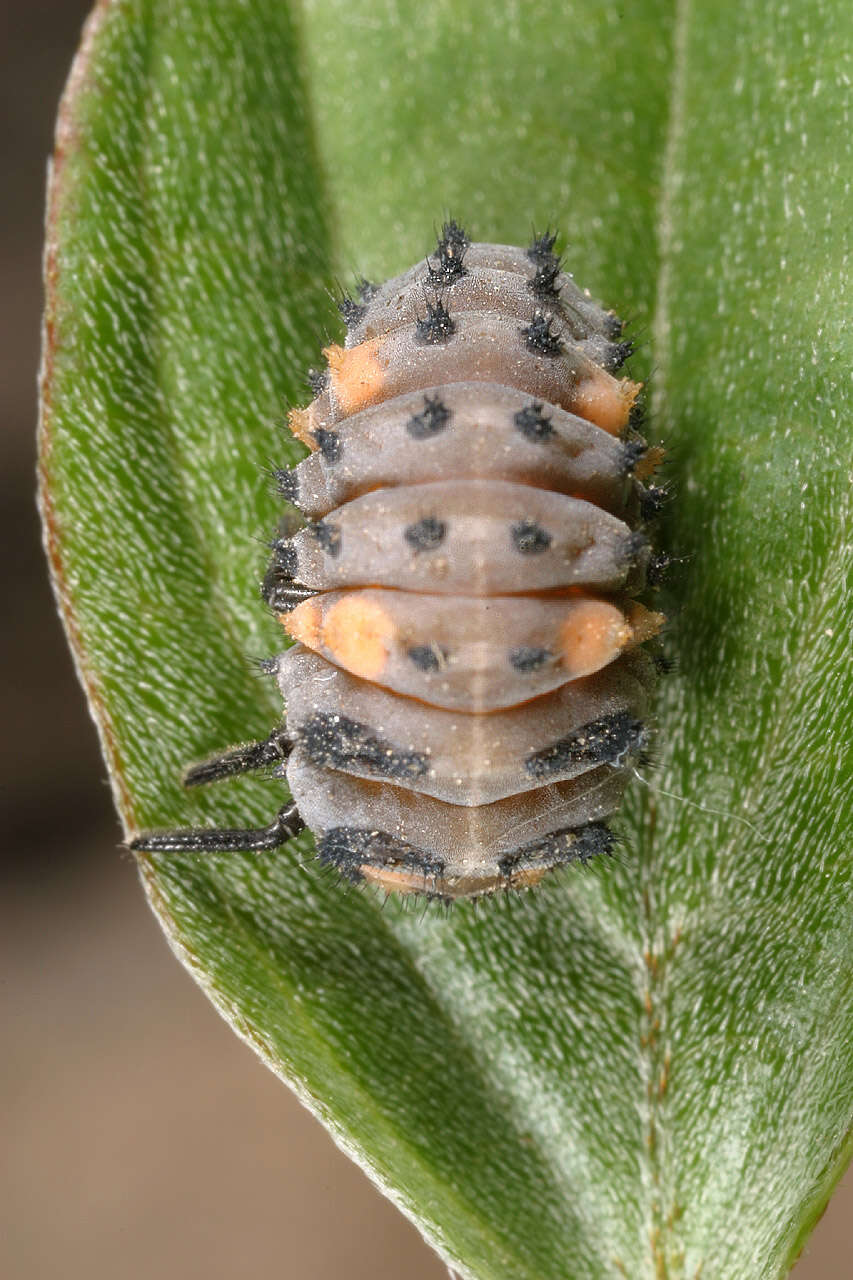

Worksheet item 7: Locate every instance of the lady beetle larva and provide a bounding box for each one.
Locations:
[131,223,665,900]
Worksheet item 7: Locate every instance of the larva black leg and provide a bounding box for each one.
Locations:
[183,728,292,788]
[129,802,304,854]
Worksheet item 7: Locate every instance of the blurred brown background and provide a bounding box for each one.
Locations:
[1,5,849,1278]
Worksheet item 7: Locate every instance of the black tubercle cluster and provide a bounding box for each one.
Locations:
[407,644,448,672]
[407,395,451,439]
[307,366,328,397]
[513,401,554,442]
[317,827,445,884]
[427,219,469,286]
[528,257,562,302]
[404,515,447,552]
[270,538,298,579]
[498,821,615,875]
[273,466,300,503]
[416,298,456,345]
[508,646,552,673]
[337,295,366,329]
[357,277,379,302]
[511,518,552,555]
[308,520,342,557]
[525,711,646,780]
[526,231,563,304]
[299,712,429,782]
[527,230,559,263]
[521,310,564,357]
[261,538,316,612]
[313,428,342,464]
[601,339,635,372]
[639,484,668,522]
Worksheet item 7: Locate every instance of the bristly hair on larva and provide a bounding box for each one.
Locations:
[130,221,670,902]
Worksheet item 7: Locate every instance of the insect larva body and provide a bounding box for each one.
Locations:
[132,224,665,901]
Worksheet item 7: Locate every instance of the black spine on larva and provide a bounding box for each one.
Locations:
[527,258,562,302]
[338,294,366,329]
[269,228,665,899]
[521,310,564,357]
[416,298,456,344]
[427,220,469,286]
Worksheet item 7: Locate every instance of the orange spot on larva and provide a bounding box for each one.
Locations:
[325,339,386,415]
[572,371,641,435]
[624,601,665,647]
[508,866,550,891]
[634,444,666,480]
[322,594,395,681]
[281,599,321,650]
[360,864,434,895]
[288,405,317,448]
[560,599,631,676]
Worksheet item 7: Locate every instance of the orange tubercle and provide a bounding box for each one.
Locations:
[288,405,317,449]
[624,601,666,646]
[325,338,386,416]
[281,599,321,650]
[572,370,641,435]
[321,594,395,681]
[634,445,666,481]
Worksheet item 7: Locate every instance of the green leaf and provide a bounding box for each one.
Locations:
[39,1,853,1277]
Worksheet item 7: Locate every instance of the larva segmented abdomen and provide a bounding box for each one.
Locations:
[268,224,665,899]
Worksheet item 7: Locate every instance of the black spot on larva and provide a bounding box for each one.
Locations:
[509,646,552,673]
[313,428,342,464]
[270,538,298,579]
[407,395,451,439]
[628,396,647,432]
[600,339,635,372]
[405,515,447,552]
[416,298,455,345]
[407,644,448,672]
[498,821,615,875]
[511,519,552,555]
[527,258,562,302]
[439,218,469,253]
[318,828,444,883]
[525,711,646,780]
[337,295,366,329]
[569,822,617,863]
[639,485,668,522]
[261,540,316,610]
[307,366,328,397]
[620,438,648,476]
[521,310,564,357]
[427,220,469,286]
[357,277,379,301]
[263,579,317,611]
[513,401,554,442]
[273,467,300,503]
[309,521,342,557]
[527,230,558,263]
[299,712,429,781]
[604,310,624,339]
[654,654,677,676]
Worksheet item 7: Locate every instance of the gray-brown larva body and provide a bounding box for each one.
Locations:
[132,224,665,901]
